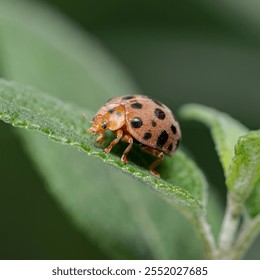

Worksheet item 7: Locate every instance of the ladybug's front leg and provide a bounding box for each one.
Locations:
[104,129,123,153]
[121,133,133,164]
[96,132,106,146]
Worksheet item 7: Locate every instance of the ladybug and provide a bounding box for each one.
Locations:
[87,95,181,177]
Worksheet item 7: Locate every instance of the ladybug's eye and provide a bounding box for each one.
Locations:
[102,122,107,129]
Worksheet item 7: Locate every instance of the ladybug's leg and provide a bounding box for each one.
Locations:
[140,146,164,178]
[121,133,134,164]
[104,129,123,153]
[96,132,106,146]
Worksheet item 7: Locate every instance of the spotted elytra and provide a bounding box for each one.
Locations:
[87,95,181,177]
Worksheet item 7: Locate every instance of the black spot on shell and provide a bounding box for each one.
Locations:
[154,108,166,120]
[117,112,122,117]
[171,124,177,134]
[156,130,168,148]
[122,95,134,100]
[151,120,157,127]
[167,143,173,151]
[130,117,143,128]
[131,102,143,109]
[108,108,115,114]
[143,132,152,140]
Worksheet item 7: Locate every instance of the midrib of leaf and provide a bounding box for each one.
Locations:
[0,79,203,214]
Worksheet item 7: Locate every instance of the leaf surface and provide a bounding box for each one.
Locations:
[227,131,260,215]
[180,104,260,219]
[0,0,208,259]
[179,104,248,177]
[0,79,206,258]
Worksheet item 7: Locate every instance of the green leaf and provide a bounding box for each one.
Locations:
[0,0,210,259]
[227,130,260,209]
[179,104,248,177]
[0,79,205,258]
[22,132,204,259]
[162,151,208,207]
[246,181,260,218]
[0,79,202,212]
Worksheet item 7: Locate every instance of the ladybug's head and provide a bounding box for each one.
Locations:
[87,105,125,134]
[87,114,109,135]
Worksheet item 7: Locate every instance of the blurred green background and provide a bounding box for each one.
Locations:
[0,0,259,259]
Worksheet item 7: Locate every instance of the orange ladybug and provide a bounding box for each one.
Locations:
[87,95,181,177]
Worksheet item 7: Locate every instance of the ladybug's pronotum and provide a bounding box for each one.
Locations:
[87,95,181,177]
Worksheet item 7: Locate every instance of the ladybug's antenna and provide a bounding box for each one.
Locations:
[82,112,89,121]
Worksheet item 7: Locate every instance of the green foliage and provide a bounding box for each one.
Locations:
[227,131,260,201]
[179,104,248,176]
[0,79,204,213]
[246,181,260,218]
[0,79,208,259]
[0,0,211,260]
[180,105,260,219]
[0,0,259,260]
[180,104,260,259]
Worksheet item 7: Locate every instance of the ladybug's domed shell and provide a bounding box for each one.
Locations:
[107,95,181,155]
